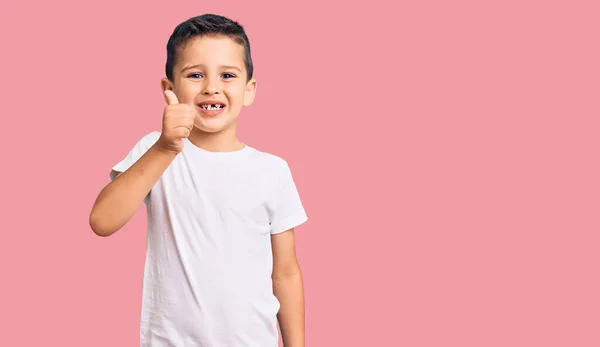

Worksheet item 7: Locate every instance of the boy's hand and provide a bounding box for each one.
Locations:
[157,90,195,154]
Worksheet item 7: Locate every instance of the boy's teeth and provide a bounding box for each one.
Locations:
[201,104,223,110]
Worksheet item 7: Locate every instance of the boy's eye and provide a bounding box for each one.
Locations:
[222,73,235,79]
[188,73,203,79]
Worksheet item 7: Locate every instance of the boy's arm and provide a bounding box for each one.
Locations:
[89,90,194,237]
[272,228,305,347]
[89,143,177,237]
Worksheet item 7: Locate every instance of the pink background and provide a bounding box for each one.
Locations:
[1,0,599,346]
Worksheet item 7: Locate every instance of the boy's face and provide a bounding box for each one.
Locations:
[161,35,257,135]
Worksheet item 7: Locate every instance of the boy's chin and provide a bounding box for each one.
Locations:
[193,120,236,134]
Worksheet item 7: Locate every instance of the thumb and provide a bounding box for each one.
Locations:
[164,90,179,105]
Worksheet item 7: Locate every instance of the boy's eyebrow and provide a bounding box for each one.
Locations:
[220,65,243,72]
[181,64,242,73]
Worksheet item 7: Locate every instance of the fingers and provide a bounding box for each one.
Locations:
[172,114,195,133]
[164,90,179,105]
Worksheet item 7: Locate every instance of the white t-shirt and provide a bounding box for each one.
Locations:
[110,131,308,347]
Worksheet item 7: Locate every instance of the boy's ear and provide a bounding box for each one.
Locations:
[243,78,257,107]
[161,78,174,104]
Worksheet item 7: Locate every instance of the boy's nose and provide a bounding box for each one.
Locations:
[202,80,219,95]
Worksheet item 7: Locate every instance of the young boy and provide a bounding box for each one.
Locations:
[89,14,308,347]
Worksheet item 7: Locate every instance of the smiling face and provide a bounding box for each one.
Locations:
[161,35,257,136]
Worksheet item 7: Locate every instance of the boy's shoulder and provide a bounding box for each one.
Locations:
[137,130,162,147]
[246,144,288,165]
[243,145,295,182]
[120,130,161,155]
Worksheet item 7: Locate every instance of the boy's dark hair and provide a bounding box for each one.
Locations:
[165,14,253,81]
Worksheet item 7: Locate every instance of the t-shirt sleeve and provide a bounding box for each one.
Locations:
[109,131,161,181]
[269,160,308,235]
[109,131,161,205]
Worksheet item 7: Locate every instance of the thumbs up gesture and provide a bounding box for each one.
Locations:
[157,90,196,154]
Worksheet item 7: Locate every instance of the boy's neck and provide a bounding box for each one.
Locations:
[187,127,245,153]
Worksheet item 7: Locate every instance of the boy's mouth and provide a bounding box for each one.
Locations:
[199,104,225,110]
[198,101,226,110]
[197,101,227,117]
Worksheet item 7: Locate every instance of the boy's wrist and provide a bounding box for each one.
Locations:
[151,141,180,158]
